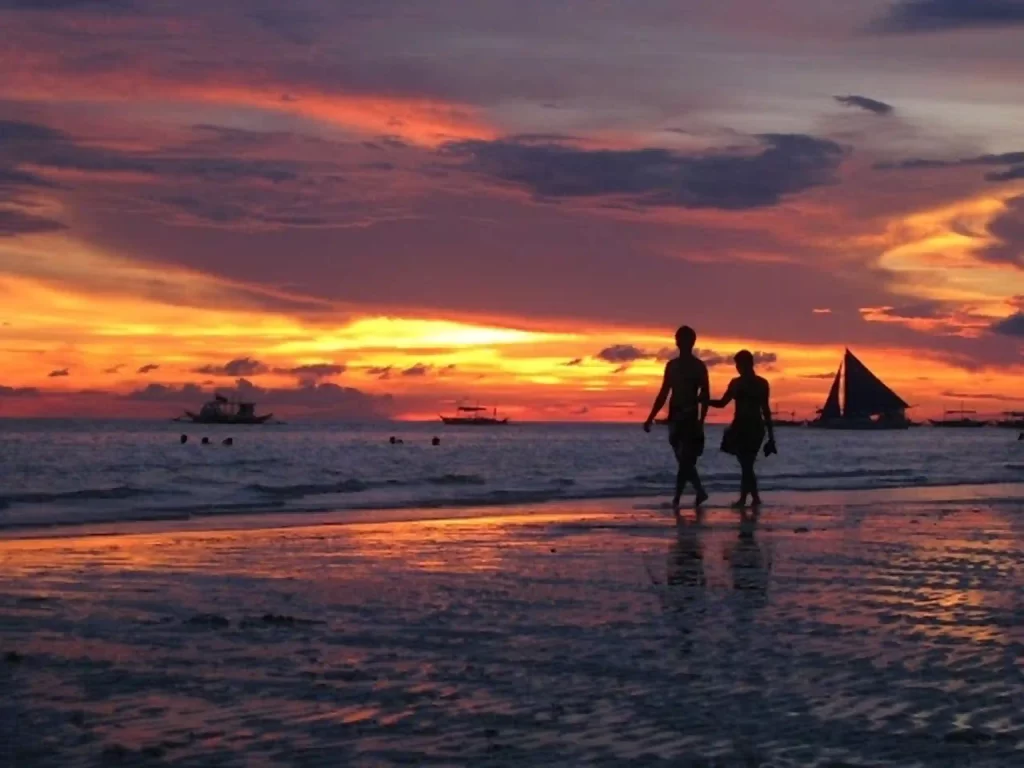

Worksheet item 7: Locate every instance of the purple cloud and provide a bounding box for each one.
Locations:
[193,357,269,376]
[596,345,652,363]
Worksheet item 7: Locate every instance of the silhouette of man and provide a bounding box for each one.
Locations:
[644,325,709,511]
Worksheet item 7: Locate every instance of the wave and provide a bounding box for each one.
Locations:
[426,473,487,486]
[248,479,371,497]
[0,486,171,506]
[629,467,921,485]
[2,476,1022,533]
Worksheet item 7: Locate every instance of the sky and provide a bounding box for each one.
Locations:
[0,0,1022,421]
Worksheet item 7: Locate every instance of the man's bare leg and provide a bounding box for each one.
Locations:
[672,451,689,513]
[691,467,708,507]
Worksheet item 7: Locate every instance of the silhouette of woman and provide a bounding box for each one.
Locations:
[709,350,776,507]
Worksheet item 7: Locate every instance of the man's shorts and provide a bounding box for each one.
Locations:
[668,412,705,458]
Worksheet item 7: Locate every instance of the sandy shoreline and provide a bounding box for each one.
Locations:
[2,497,1022,766]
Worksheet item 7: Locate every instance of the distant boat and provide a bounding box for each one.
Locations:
[809,349,911,430]
[994,411,1024,429]
[439,405,509,426]
[773,406,806,427]
[930,403,988,428]
[177,394,273,425]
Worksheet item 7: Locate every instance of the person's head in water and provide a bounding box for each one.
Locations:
[675,325,696,354]
[734,349,755,376]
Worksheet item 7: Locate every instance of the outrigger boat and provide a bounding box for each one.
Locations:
[176,394,273,425]
[930,403,988,428]
[994,411,1024,429]
[773,406,806,427]
[439,405,509,426]
[810,349,911,430]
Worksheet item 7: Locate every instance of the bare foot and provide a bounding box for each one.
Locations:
[730,499,747,509]
[671,496,682,515]
[751,497,763,508]
[694,490,709,508]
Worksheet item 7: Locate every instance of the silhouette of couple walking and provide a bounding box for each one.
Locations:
[643,325,776,511]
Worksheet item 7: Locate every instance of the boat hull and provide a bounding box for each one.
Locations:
[929,421,987,428]
[809,419,910,430]
[439,416,508,425]
[183,411,273,425]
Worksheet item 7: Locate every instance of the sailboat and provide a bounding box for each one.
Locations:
[810,349,911,430]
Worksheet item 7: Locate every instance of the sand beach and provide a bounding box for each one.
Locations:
[1,492,1022,767]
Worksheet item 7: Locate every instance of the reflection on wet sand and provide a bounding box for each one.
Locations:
[1,502,1021,766]
[666,512,707,591]
[726,509,770,601]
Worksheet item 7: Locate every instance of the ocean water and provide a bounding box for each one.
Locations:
[0,419,1022,529]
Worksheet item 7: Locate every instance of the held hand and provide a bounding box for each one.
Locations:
[763,438,777,457]
[643,419,653,433]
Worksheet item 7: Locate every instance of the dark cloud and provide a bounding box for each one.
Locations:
[991,312,1024,337]
[438,364,457,375]
[366,366,393,379]
[871,0,1024,34]
[126,382,204,401]
[865,302,948,319]
[232,379,393,417]
[152,196,330,229]
[0,120,299,185]
[562,358,583,366]
[979,196,1024,267]
[443,133,845,210]
[193,357,269,376]
[401,363,431,376]
[655,348,677,361]
[0,384,41,397]
[137,363,160,374]
[987,166,1024,182]
[696,349,778,367]
[0,121,66,143]
[0,167,58,189]
[877,151,1024,179]
[123,379,393,418]
[0,0,132,9]
[47,368,70,377]
[596,344,652,363]
[833,95,894,115]
[695,348,731,367]
[0,209,66,237]
[802,372,839,380]
[103,365,123,374]
[941,390,1021,401]
[272,363,346,380]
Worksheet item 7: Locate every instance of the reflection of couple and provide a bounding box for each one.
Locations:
[666,510,768,597]
[644,325,776,511]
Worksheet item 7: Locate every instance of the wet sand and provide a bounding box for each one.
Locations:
[1,498,1022,766]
